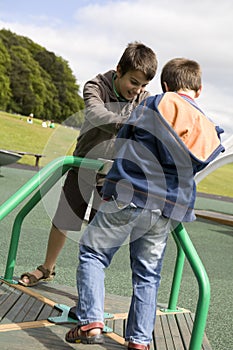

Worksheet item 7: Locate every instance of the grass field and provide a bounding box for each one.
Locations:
[0,111,78,167]
[1,111,232,197]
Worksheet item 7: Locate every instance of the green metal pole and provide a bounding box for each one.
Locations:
[0,156,103,221]
[3,167,69,282]
[174,224,211,350]
[1,156,104,282]
[164,230,185,312]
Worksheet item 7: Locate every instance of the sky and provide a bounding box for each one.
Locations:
[0,0,233,139]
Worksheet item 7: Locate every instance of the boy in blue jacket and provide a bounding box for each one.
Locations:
[65,58,224,349]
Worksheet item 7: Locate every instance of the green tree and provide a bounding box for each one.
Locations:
[0,39,11,110]
[0,29,84,123]
[34,50,84,121]
[8,45,47,116]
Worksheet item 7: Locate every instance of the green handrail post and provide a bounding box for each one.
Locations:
[163,229,186,312]
[3,168,69,282]
[1,156,104,283]
[173,223,211,350]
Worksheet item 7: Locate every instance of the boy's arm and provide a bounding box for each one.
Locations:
[83,79,150,134]
[83,81,119,134]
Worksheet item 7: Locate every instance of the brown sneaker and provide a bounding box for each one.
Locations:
[128,342,150,350]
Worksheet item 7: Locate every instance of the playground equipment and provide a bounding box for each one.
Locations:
[0,149,22,167]
[1,136,232,348]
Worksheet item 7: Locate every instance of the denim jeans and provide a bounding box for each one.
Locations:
[76,200,171,345]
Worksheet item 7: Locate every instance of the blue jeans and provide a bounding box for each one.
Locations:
[76,200,171,345]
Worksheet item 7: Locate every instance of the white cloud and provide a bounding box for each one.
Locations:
[0,0,232,138]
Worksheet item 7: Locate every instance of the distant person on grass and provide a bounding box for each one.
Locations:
[64,58,224,349]
[19,41,158,287]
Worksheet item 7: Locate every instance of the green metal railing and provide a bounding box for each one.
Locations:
[170,224,210,350]
[0,156,104,282]
[0,156,210,350]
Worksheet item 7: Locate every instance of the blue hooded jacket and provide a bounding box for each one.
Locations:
[102,92,225,222]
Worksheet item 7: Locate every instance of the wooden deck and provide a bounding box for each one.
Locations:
[0,279,212,350]
[195,209,233,227]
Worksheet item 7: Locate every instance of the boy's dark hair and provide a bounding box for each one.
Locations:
[160,58,202,93]
[117,41,158,80]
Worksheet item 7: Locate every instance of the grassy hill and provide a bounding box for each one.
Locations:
[0,111,232,197]
[0,111,78,167]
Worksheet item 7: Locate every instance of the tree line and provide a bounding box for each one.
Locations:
[0,29,84,125]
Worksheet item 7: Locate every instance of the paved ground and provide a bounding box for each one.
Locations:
[0,164,232,350]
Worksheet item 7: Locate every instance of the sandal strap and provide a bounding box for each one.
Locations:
[37,265,54,278]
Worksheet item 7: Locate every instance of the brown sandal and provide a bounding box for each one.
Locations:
[65,322,104,344]
[128,342,150,350]
[18,265,56,287]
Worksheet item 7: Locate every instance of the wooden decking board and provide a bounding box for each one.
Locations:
[161,314,177,349]
[166,314,185,349]
[0,289,23,321]
[0,281,212,350]
[14,294,40,322]
[4,292,31,322]
[154,316,170,350]
[0,282,70,327]
[0,320,54,332]
[3,325,126,349]
[106,317,126,338]
[23,298,45,322]
[11,283,57,307]
[0,287,14,306]
[36,303,60,321]
[202,333,213,350]
[183,312,193,334]
[175,312,192,349]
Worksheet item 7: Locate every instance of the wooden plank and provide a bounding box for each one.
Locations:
[201,332,213,350]
[5,281,56,307]
[14,295,39,322]
[0,326,126,350]
[183,312,193,333]
[175,313,191,349]
[0,281,12,296]
[0,289,22,321]
[106,318,124,338]
[154,315,168,350]
[161,315,176,349]
[166,313,185,350]
[195,209,233,227]
[0,320,55,332]
[0,286,15,305]
[105,331,126,346]
[0,282,18,298]
[36,304,60,321]
[2,293,31,323]
[23,299,44,322]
